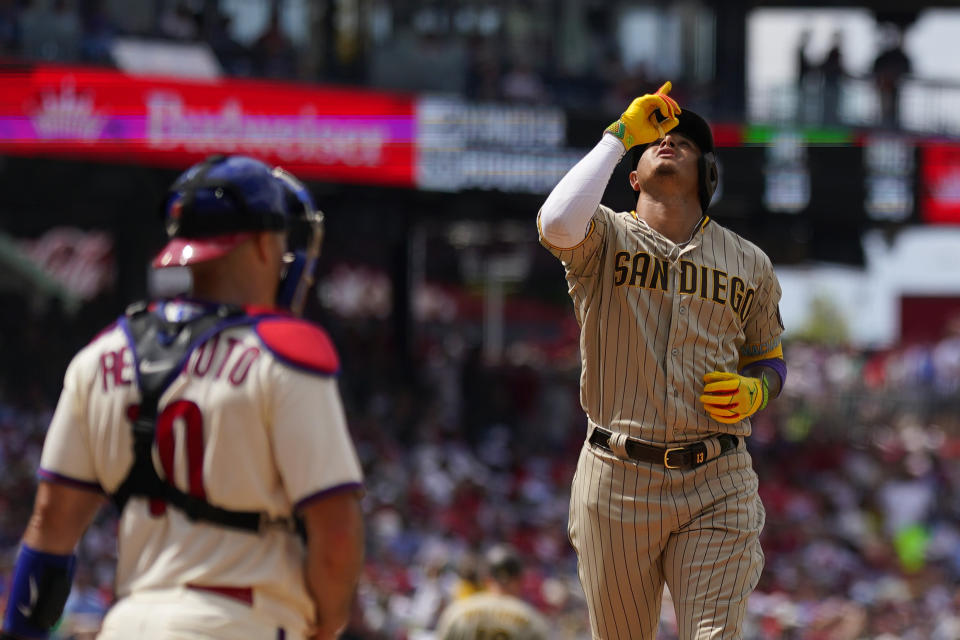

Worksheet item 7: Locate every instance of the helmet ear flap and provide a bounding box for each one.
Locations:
[699,151,719,212]
[271,167,324,316]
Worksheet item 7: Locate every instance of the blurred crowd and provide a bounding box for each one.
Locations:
[0,3,955,637]
[3,296,960,639]
[0,0,301,77]
[0,0,680,115]
[794,23,912,129]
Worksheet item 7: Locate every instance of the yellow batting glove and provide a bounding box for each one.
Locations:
[604,81,682,150]
[699,371,768,424]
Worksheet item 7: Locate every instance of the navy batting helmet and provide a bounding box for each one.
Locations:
[153,155,324,315]
[633,109,719,212]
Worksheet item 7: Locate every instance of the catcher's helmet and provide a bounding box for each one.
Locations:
[633,109,719,212]
[153,155,324,315]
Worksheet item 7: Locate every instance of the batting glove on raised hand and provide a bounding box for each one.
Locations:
[605,81,682,150]
[699,371,768,424]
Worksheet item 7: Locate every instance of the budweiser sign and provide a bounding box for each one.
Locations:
[30,78,107,141]
[0,63,415,186]
[145,93,392,166]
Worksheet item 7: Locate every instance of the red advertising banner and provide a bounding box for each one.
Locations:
[0,63,415,187]
[921,143,960,224]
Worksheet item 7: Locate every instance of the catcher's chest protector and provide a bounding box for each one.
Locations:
[111,302,293,536]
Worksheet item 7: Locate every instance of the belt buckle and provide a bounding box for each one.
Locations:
[663,447,685,469]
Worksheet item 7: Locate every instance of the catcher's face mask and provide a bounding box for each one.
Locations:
[153,155,325,316]
[272,167,325,316]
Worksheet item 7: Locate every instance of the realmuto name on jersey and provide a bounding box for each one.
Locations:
[612,251,757,321]
[99,334,261,393]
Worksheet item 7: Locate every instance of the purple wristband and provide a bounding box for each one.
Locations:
[740,358,787,396]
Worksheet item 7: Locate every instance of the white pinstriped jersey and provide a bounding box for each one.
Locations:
[539,204,783,444]
[38,306,363,635]
[435,593,550,640]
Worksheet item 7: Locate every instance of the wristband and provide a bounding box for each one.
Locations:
[2,545,76,639]
[758,373,769,411]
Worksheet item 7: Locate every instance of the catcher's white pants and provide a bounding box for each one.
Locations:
[97,588,305,640]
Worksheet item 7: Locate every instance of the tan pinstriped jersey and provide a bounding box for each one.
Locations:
[38,316,363,635]
[435,592,550,640]
[539,204,783,444]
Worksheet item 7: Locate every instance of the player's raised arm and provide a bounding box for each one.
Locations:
[538,82,681,249]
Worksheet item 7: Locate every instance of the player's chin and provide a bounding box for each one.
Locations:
[652,163,679,177]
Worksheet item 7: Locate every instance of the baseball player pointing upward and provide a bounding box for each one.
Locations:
[539,83,786,638]
[2,156,364,640]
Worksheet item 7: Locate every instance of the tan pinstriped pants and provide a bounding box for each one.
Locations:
[568,440,765,640]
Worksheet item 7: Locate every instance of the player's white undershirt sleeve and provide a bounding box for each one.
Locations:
[538,134,625,248]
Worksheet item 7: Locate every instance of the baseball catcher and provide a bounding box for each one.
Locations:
[2,156,364,640]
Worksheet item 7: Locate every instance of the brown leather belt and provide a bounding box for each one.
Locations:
[589,427,738,470]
